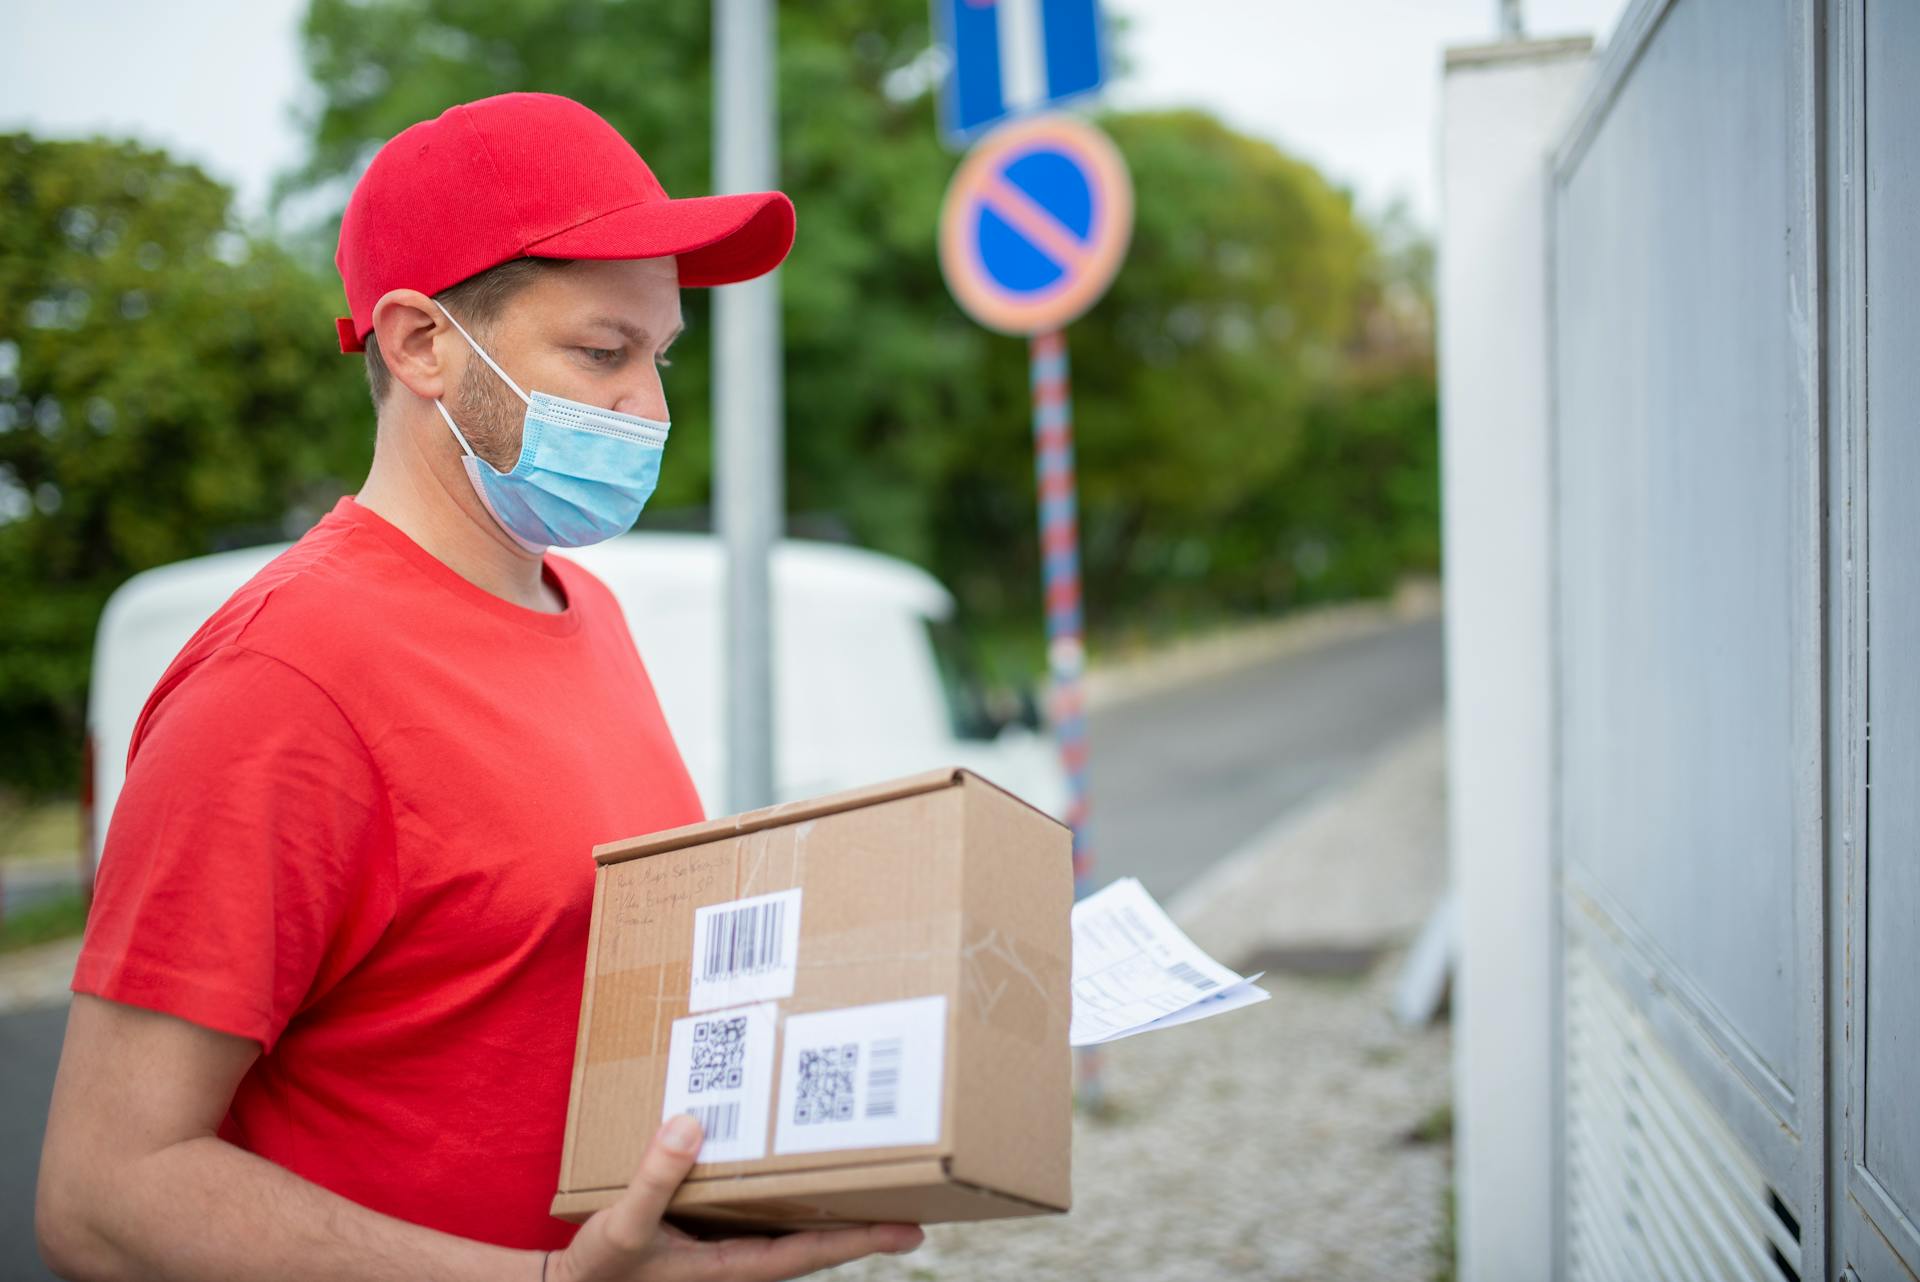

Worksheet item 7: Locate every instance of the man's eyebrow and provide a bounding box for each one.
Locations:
[584,315,686,348]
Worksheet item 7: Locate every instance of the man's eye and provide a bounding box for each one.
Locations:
[580,347,620,365]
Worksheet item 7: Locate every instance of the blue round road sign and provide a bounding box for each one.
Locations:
[938,114,1133,336]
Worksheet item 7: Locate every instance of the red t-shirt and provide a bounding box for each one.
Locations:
[73,495,705,1249]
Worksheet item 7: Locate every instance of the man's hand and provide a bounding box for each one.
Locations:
[554,1115,925,1282]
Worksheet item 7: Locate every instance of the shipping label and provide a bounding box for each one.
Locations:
[660,1001,779,1163]
[687,887,802,1013]
[773,995,948,1155]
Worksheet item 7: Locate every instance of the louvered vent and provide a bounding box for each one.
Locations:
[1565,941,1803,1282]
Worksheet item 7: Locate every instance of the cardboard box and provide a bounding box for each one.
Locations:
[551,766,1074,1231]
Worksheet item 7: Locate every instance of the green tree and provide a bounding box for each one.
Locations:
[973,108,1378,628]
[0,6,1437,805]
[281,0,1422,672]
[0,135,370,795]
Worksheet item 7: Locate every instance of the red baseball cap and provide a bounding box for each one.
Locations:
[333,92,795,353]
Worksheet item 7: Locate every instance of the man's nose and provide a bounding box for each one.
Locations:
[612,369,669,421]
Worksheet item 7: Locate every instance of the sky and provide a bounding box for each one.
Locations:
[0,0,1631,232]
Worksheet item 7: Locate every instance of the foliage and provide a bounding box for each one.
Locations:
[0,2,1438,797]
[282,0,1436,657]
[0,135,370,795]
[0,889,89,953]
[0,795,78,861]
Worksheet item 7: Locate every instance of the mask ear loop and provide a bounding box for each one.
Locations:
[431,399,482,459]
[431,298,533,404]
[427,297,532,463]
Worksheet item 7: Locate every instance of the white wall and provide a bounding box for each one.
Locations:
[1437,37,1593,1282]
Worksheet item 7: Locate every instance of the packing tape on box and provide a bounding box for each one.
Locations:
[583,961,693,1065]
[583,920,1065,1067]
[959,926,1067,1048]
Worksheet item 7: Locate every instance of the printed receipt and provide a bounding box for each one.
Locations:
[1069,877,1270,1046]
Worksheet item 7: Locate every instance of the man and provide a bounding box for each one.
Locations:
[36,92,924,1281]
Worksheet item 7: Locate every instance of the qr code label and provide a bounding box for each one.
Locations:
[792,1042,860,1124]
[661,1002,777,1162]
[689,1016,748,1094]
[774,996,947,1156]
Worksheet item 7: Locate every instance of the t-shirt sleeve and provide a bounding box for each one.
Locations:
[73,644,396,1052]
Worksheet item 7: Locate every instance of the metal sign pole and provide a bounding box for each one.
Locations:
[1030,329,1092,894]
[714,0,782,813]
[1032,327,1107,1109]
[932,0,1127,1112]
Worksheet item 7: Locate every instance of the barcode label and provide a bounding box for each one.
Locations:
[865,1038,902,1118]
[688,889,802,1013]
[686,1101,740,1142]
[701,898,786,981]
[1167,960,1219,991]
[775,996,947,1156]
[661,1002,777,1163]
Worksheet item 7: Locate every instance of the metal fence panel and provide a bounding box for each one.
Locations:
[1553,0,1811,1101]
[1855,0,1920,1267]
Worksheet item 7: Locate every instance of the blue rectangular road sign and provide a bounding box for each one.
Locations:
[934,0,1108,149]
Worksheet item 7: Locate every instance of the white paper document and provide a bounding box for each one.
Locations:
[1069,877,1270,1046]
[1087,973,1270,1043]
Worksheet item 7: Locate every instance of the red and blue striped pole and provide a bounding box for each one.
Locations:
[1030,329,1093,898]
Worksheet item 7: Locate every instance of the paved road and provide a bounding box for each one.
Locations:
[1085,614,1446,902]
[0,614,1445,1279]
[2,1003,66,1279]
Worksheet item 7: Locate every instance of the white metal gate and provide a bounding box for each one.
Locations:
[1546,0,1920,1277]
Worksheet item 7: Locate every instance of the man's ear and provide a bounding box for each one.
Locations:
[370,289,456,404]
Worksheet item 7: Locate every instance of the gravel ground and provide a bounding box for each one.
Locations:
[831,718,1453,1282]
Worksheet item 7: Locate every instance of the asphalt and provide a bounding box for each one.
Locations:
[2,1004,66,1279]
[0,614,1445,1280]
[1084,614,1446,901]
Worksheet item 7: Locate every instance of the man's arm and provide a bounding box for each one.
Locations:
[37,995,922,1282]
[37,994,537,1282]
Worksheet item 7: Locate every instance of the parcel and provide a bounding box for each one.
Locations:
[551,767,1074,1230]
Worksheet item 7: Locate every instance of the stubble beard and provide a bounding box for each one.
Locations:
[453,353,525,473]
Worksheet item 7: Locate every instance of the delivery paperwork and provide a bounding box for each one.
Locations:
[1068,876,1271,1046]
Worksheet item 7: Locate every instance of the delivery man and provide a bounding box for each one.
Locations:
[35,92,924,1282]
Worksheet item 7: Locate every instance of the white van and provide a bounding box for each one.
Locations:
[83,532,1064,881]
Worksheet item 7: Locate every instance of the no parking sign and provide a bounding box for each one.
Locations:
[933,110,1130,898]
[937,113,1132,336]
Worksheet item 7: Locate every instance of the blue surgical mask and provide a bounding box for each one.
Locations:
[429,299,669,554]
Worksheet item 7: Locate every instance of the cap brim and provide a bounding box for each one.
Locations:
[524,190,795,287]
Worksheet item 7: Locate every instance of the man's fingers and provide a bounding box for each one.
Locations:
[588,1120,922,1282]
[686,1223,924,1282]
[605,1114,704,1246]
